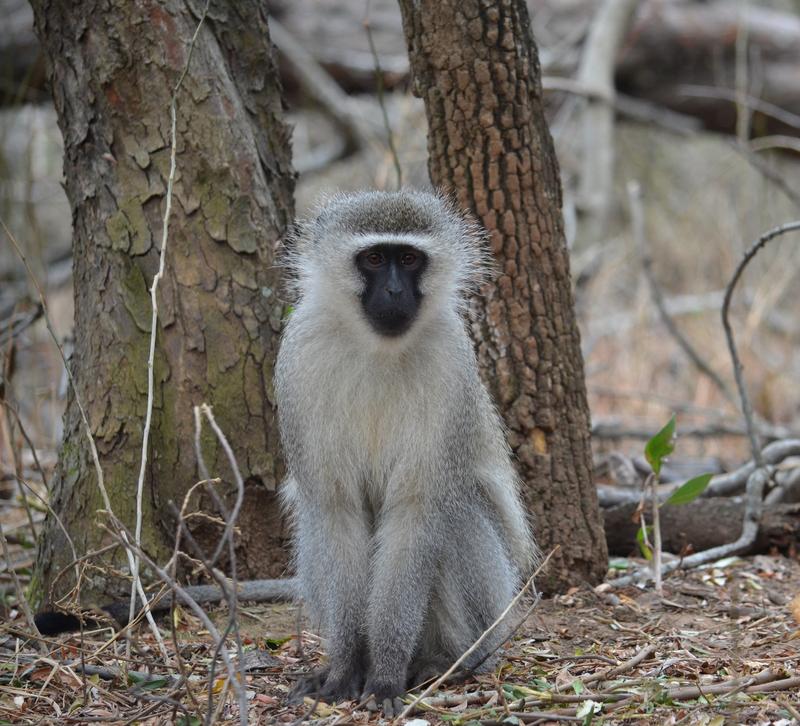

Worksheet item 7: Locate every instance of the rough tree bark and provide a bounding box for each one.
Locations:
[399,0,607,591]
[30,0,294,604]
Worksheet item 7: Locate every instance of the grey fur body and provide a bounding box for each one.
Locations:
[276,190,537,705]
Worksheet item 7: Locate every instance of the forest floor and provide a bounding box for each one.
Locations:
[1,551,798,725]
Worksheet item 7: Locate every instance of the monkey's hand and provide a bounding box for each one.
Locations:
[361,677,406,718]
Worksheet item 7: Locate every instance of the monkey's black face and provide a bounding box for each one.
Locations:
[355,244,427,337]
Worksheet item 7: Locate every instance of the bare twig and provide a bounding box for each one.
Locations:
[729,139,800,211]
[583,643,658,685]
[750,134,800,154]
[721,220,800,466]
[677,84,800,131]
[130,0,210,655]
[103,515,247,721]
[363,0,402,188]
[193,403,247,726]
[543,77,701,135]
[735,2,751,143]
[397,548,555,721]
[1,402,40,541]
[627,180,736,405]
[0,518,42,644]
[1,216,163,654]
[269,18,371,156]
[0,302,43,346]
[575,0,637,225]
[1,401,50,491]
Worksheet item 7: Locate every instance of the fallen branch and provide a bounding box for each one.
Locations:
[269,18,371,158]
[575,0,638,225]
[721,220,800,466]
[596,438,800,507]
[604,498,800,556]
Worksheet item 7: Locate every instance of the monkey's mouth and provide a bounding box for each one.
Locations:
[367,309,414,337]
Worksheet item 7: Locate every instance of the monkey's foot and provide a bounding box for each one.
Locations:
[362,678,406,718]
[289,666,364,705]
[288,667,328,703]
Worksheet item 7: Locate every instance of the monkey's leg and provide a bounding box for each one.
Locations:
[408,504,518,688]
[362,504,444,711]
[290,502,371,703]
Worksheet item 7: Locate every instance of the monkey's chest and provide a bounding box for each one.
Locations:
[314,378,435,484]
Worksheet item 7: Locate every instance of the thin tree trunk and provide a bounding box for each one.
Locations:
[398,0,607,591]
[30,0,294,605]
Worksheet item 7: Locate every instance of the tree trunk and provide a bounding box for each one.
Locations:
[398,0,607,592]
[30,0,294,605]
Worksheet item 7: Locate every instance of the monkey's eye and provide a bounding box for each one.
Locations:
[363,251,385,267]
[400,252,418,267]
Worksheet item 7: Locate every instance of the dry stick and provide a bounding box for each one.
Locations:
[730,139,800,211]
[676,85,800,131]
[396,548,556,722]
[575,0,637,221]
[130,0,210,651]
[363,0,402,189]
[194,404,247,725]
[627,180,736,405]
[542,77,701,136]
[582,643,657,686]
[1,404,41,540]
[1,401,50,491]
[596,438,800,507]
[166,478,216,720]
[734,1,750,144]
[721,220,800,467]
[0,519,42,644]
[0,303,43,346]
[10,473,82,614]
[0,217,164,654]
[198,404,244,569]
[611,222,800,588]
[103,517,244,712]
[167,507,241,726]
[269,18,370,157]
[750,135,800,155]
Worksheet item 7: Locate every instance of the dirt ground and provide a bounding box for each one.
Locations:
[1,553,797,724]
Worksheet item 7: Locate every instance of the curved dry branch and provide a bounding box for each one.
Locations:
[721,220,800,466]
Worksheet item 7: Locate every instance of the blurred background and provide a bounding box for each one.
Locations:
[2,0,799,532]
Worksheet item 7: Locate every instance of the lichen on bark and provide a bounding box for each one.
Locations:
[30,0,295,605]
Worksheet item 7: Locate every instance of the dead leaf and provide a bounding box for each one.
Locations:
[788,593,800,624]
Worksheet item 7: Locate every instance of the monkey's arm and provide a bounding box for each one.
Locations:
[33,578,297,635]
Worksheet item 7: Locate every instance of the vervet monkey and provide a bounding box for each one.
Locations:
[276,190,537,714]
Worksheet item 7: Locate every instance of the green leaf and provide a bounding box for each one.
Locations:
[128,672,169,690]
[176,717,202,726]
[664,473,713,506]
[572,679,585,695]
[636,527,653,561]
[265,635,292,650]
[645,414,676,475]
